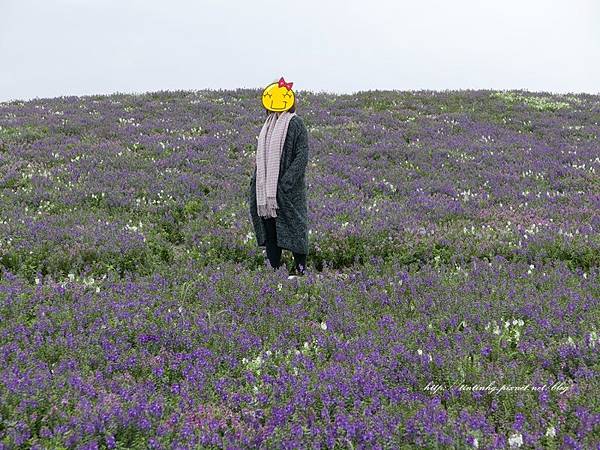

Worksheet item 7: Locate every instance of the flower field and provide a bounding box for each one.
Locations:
[0,89,599,449]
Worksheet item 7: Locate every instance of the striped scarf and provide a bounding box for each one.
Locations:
[256,111,296,218]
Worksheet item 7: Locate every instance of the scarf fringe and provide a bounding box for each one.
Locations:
[258,196,278,218]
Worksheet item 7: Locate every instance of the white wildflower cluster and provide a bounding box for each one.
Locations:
[508,431,523,448]
[544,190,566,199]
[443,118,459,126]
[520,169,545,180]
[553,330,593,351]
[60,273,106,293]
[557,228,576,238]
[381,178,397,193]
[20,163,48,181]
[117,117,140,127]
[128,142,144,151]
[242,230,254,244]
[589,331,600,349]
[240,338,322,379]
[35,200,53,215]
[124,220,144,233]
[480,135,495,143]
[416,347,433,362]
[463,225,476,235]
[449,263,470,279]
[213,128,238,139]
[366,200,379,212]
[134,190,176,207]
[569,161,596,174]
[403,160,419,171]
[491,92,570,111]
[485,317,525,346]
[161,128,182,135]
[69,154,87,163]
[453,151,476,162]
[458,188,478,202]
[241,354,265,375]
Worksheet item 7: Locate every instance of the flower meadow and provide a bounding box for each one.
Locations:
[0,88,599,449]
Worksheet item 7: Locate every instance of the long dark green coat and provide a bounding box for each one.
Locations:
[248,115,309,255]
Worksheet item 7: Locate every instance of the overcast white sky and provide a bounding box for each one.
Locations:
[1,0,599,102]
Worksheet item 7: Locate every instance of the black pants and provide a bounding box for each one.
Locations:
[262,217,306,274]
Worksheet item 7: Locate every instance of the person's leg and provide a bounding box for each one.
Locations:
[292,252,307,275]
[262,217,282,270]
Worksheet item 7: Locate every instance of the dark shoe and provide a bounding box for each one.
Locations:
[288,266,306,279]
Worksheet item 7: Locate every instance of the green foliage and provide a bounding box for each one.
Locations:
[0,124,49,143]
[491,91,571,112]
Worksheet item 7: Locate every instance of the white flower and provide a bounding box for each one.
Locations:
[35,278,40,285]
[472,437,479,448]
[508,432,523,448]
[590,331,598,348]
[545,426,556,438]
[68,273,75,282]
[417,349,423,356]
[320,321,328,331]
[277,283,282,291]
[95,287,100,293]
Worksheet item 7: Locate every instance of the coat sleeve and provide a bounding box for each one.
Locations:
[279,119,309,193]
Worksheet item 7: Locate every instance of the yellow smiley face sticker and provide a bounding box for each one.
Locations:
[262,77,295,112]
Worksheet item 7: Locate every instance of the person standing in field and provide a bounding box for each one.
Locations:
[248,77,309,278]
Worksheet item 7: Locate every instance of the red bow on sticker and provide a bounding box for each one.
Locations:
[278,77,293,90]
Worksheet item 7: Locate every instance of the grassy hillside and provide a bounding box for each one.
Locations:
[0,89,599,448]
